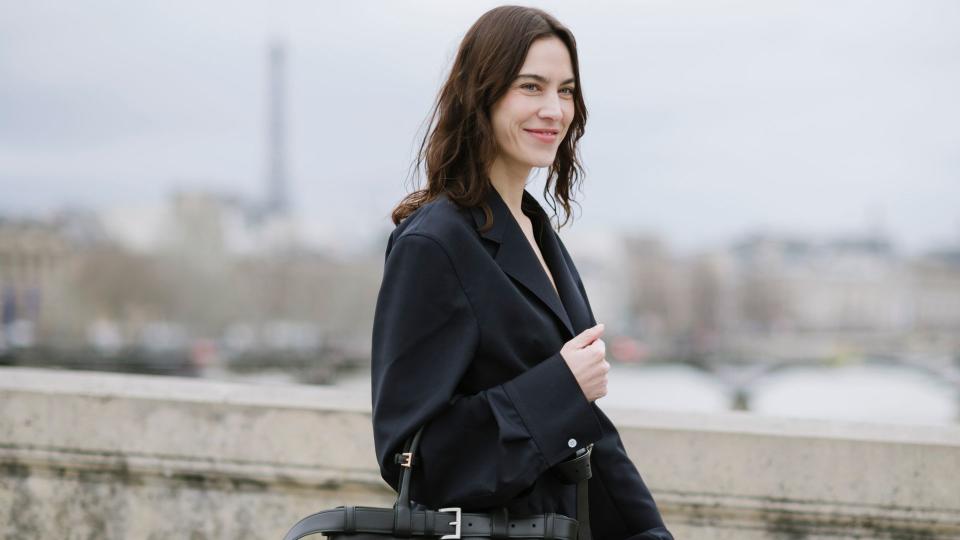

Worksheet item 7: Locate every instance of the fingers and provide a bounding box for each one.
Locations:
[572,323,604,348]
[591,337,606,358]
[563,324,612,402]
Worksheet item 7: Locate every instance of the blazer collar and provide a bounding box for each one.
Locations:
[469,187,591,339]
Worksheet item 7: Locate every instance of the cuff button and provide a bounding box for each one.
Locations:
[567,438,577,448]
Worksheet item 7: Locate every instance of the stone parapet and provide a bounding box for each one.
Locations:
[1,367,958,539]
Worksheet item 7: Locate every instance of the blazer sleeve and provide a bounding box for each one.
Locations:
[371,232,604,510]
[587,405,674,540]
[574,274,673,540]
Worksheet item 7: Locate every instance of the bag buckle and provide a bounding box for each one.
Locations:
[438,507,462,539]
[399,452,413,468]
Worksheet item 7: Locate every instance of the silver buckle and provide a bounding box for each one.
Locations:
[438,507,462,540]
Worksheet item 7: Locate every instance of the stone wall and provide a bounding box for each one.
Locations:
[1,367,959,539]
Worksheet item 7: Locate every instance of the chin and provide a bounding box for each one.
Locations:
[534,157,558,168]
[521,152,559,169]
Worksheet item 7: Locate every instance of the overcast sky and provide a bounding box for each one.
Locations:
[1,0,958,255]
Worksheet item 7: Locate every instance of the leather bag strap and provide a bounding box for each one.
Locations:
[576,475,591,540]
[282,506,581,540]
[552,444,593,540]
[393,425,426,536]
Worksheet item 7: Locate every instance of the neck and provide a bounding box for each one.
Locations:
[487,156,532,220]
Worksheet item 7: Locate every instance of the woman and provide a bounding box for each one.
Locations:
[371,6,673,540]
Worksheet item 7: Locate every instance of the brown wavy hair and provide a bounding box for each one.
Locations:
[390,5,588,232]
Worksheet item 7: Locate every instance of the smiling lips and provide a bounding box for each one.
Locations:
[523,128,560,143]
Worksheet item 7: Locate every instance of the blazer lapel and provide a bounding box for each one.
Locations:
[531,205,593,335]
[470,187,577,338]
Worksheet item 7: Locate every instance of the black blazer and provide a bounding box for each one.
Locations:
[371,187,673,540]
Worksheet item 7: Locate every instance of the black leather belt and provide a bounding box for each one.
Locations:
[283,506,580,540]
[282,427,594,540]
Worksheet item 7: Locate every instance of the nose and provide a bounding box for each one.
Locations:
[538,94,563,121]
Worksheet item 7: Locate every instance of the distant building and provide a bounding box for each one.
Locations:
[911,247,960,332]
[732,233,910,332]
[265,40,289,217]
[0,216,84,346]
[98,190,301,258]
[617,230,960,361]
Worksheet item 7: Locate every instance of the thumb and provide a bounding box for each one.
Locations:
[572,323,604,348]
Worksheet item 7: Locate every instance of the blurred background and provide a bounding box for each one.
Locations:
[2,0,959,426]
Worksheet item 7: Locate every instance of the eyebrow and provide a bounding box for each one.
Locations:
[516,73,576,85]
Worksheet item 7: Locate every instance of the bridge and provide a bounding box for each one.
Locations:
[676,354,960,414]
[2,366,959,539]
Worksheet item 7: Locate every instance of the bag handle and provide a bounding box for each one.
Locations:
[395,424,425,507]
[392,424,426,536]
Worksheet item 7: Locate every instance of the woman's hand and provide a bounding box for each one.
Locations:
[559,323,609,402]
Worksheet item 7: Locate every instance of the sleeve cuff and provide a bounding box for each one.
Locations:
[502,351,603,467]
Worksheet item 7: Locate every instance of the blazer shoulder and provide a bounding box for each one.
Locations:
[390,194,477,252]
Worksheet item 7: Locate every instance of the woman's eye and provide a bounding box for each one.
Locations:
[519,83,574,96]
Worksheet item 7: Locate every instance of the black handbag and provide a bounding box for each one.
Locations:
[282,423,594,540]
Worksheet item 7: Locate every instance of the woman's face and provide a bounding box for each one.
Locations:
[490,36,576,172]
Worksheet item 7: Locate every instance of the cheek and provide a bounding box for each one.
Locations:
[493,113,515,149]
[494,103,524,144]
[490,105,508,143]
[558,104,575,139]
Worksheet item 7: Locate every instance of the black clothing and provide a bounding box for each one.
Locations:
[371,186,673,540]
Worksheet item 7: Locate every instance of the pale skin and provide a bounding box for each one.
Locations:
[487,36,609,403]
